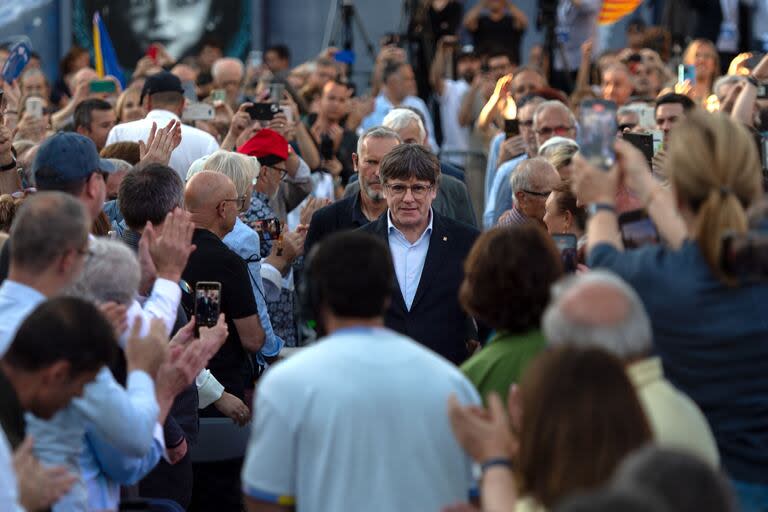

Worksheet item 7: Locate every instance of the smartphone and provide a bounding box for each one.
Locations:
[677,64,696,85]
[633,104,655,129]
[622,132,654,168]
[618,209,660,249]
[249,218,282,242]
[650,129,664,155]
[2,41,30,84]
[25,97,43,119]
[211,89,226,102]
[269,82,285,103]
[181,80,197,103]
[757,83,768,100]
[504,118,520,139]
[281,105,293,123]
[552,233,578,273]
[246,102,280,121]
[194,282,221,332]
[146,44,158,63]
[578,99,618,171]
[319,135,335,161]
[89,80,117,94]
[182,102,215,121]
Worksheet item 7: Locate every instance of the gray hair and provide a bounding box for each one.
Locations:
[9,192,89,271]
[617,105,641,119]
[382,108,426,143]
[65,238,140,306]
[509,157,556,194]
[533,100,576,131]
[542,270,652,359]
[713,74,745,99]
[103,158,132,174]
[356,126,401,156]
[211,57,244,81]
[187,150,259,198]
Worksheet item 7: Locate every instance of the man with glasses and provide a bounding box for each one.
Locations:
[498,157,561,227]
[182,171,265,511]
[360,144,479,365]
[533,100,577,147]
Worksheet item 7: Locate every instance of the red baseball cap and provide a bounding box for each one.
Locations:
[237,129,289,166]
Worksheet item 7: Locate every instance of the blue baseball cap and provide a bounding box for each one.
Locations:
[32,132,116,187]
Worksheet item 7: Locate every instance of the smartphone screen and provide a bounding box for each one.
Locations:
[25,97,43,119]
[1,42,30,84]
[504,119,520,139]
[248,218,282,243]
[677,64,696,85]
[89,80,117,94]
[618,209,660,249]
[578,99,618,171]
[246,103,279,121]
[552,234,578,273]
[194,282,221,329]
[211,89,226,102]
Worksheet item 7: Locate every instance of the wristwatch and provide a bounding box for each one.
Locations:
[587,202,616,217]
[0,158,17,172]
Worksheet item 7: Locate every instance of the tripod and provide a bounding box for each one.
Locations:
[321,0,377,76]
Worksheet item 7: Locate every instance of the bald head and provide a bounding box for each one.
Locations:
[171,64,198,84]
[185,171,235,212]
[542,271,652,360]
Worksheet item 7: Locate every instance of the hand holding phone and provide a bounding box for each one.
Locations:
[194,282,222,335]
[246,103,280,121]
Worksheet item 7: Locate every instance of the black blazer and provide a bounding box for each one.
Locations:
[304,194,370,255]
[360,212,479,364]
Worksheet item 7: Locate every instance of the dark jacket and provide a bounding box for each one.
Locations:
[304,193,370,255]
[359,212,479,364]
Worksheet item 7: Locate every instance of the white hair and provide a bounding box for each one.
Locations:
[65,238,140,306]
[509,157,556,194]
[533,100,576,131]
[356,126,401,156]
[542,270,653,359]
[211,58,244,81]
[103,158,132,174]
[382,108,426,143]
[186,151,260,197]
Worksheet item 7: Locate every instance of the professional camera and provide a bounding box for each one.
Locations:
[721,200,768,281]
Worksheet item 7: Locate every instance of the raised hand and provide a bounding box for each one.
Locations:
[447,392,518,464]
[143,208,196,283]
[98,301,128,339]
[139,119,182,167]
[125,318,169,380]
[198,313,229,359]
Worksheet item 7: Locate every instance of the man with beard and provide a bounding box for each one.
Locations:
[430,37,481,168]
[304,127,401,254]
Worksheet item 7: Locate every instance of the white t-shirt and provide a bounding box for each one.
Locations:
[106,109,219,180]
[241,327,480,511]
[439,79,471,167]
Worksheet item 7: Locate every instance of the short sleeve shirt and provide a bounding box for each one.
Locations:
[242,327,480,511]
[182,229,259,405]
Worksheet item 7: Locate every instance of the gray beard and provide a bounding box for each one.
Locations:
[362,183,384,202]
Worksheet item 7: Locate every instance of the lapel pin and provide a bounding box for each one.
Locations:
[442,236,448,242]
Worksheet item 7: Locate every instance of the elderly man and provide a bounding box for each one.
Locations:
[483,94,545,228]
[602,63,635,106]
[497,157,560,227]
[183,171,264,512]
[107,71,219,179]
[305,127,401,254]
[542,270,720,467]
[211,57,245,109]
[360,144,479,364]
[617,105,641,133]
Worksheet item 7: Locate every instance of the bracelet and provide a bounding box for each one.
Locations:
[480,457,514,474]
[746,75,760,88]
[0,158,16,172]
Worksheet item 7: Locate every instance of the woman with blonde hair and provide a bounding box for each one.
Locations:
[571,111,768,509]
[681,39,720,104]
[115,88,145,124]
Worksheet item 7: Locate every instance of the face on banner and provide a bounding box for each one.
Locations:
[74,0,250,68]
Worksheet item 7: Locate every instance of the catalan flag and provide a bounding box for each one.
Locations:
[598,0,643,25]
[92,12,124,87]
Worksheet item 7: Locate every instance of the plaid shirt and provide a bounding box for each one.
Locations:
[497,206,530,227]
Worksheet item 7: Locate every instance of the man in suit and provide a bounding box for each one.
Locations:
[360,144,479,365]
[304,126,401,254]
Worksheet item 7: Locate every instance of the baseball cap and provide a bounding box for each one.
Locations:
[140,71,185,105]
[32,132,116,187]
[237,129,289,166]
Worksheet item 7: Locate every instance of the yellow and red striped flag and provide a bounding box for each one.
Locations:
[598,0,643,25]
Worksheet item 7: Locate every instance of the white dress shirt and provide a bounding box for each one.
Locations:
[0,279,46,356]
[106,109,219,179]
[387,210,433,311]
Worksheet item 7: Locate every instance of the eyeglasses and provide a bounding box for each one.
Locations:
[385,183,433,199]
[263,165,288,180]
[522,189,551,198]
[536,125,574,137]
[222,196,248,210]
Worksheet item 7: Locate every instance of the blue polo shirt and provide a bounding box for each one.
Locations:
[589,241,768,484]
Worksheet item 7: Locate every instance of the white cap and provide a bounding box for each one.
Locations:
[538,136,579,155]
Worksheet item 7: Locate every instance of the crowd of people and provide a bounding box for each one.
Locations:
[1,0,768,511]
